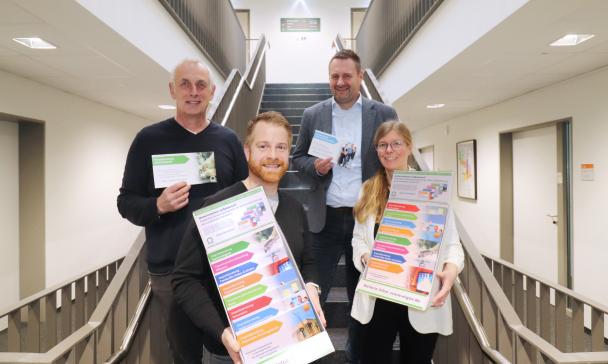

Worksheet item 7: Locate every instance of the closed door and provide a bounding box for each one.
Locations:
[512,125,558,283]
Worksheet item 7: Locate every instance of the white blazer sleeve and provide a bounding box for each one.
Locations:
[441,209,465,272]
[352,215,374,273]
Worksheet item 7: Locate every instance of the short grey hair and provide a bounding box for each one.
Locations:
[170,59,214,86]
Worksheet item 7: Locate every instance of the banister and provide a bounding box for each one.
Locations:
[452,277,511,363]
[220,35,267,127]
[484,254,608,315]
[0,231,146,363]
[103,281,152,364]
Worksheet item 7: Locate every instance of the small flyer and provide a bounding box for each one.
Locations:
[151,152,217,188]
[356,171,454,311]
[192,187,334,364]
[307,130,343,164]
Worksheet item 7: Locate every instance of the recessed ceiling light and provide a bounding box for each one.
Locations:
[426,103,445,109]
[550,34,594,47]
[158,104,176,110]
[13,37,57,49]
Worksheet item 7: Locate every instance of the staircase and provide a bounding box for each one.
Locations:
[259,83,351,363]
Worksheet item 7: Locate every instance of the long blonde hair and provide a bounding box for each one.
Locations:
[353,121,413,223]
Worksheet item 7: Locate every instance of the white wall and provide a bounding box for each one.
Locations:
[0,69,147,289]
[380,0,528,104]
[76,0,226,101]
[0,120,19,319]
[410,65,608,306]
[231,0,370,83]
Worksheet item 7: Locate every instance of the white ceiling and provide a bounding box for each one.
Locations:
[0,0,175,121]
[392,0,608,131]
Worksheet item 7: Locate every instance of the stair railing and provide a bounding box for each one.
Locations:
[0,232,147,363]
[0,254,125,354]
[209,34,268,141]
[484,254,608,355]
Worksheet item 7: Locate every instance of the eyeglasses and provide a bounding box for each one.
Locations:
[375,140,405,152]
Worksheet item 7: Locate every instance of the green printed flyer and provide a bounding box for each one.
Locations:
[192,187,334,364]
[152,152,216,188]
[356,171,454,311]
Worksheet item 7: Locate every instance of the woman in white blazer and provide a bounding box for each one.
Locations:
[351,120,464,363]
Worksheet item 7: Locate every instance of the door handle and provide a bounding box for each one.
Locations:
[546,214,558,224]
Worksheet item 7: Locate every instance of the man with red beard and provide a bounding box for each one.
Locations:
[171,111,324,364]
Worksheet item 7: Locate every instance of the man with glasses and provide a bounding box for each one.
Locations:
[117,59,248,363]
[292,49,397,363]
[172,111,324,364]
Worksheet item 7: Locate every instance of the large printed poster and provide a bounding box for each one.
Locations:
[192,187,334,364]
[356,171,454,311]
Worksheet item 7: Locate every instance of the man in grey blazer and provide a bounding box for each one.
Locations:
[292,49,397,364]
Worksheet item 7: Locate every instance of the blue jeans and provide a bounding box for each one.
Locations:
[312,206,361,363]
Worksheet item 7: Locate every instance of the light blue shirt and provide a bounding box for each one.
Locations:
[326,95,363,207]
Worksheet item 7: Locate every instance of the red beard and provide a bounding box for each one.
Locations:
[248,158,288,183]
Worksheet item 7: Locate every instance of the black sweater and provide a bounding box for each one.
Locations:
[172,182,318,345]
[117,119,248,273]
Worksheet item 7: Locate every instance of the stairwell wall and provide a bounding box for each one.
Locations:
[0,120,19,329]
[0,69,147,298]
[231,0,370,83]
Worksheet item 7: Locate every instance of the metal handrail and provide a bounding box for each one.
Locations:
[0,260,121,317]
[484,254,608,315]
[0,232,146,363]
[220,34,267,127]
[103,281,152,364]
[452,278,511,363]
[456,216,608,363]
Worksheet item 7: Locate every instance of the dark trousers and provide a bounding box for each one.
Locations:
[312,206,362,363]
[150,272,185,364]
[361,299,438,364]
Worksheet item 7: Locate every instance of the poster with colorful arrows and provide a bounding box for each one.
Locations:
[192,187,334,364]
[356,171,454,311]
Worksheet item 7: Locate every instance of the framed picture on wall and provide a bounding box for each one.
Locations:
[456,140,477,200]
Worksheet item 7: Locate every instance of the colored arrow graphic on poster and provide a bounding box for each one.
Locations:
[208,241,250,262]
[369,259,404,273]
[233,307,279,332]
[215,262,258,285]
[220,273,263,296]
[376,233,411,246]
[381,217,416,229]
[374,242,409,255]
[224,284,268,308]
[228,295,273,321]
[378,225,414,237]
[212,251,254,273]
[371,250,406,264]
[384,211,418,220]
[237,320,283,347]
[386,203,420,212]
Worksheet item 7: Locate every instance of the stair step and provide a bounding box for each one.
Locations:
[261,100,319,109]
[263,94,331,102]
[259,108,304,117]
[286,116,302,125]
[265,83,329,89]
[264,88,330,95]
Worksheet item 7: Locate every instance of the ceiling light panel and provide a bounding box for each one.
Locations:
[550,34,594,47]
[13,37,57,49]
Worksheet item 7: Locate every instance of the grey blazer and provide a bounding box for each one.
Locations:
[292,97,398,233]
